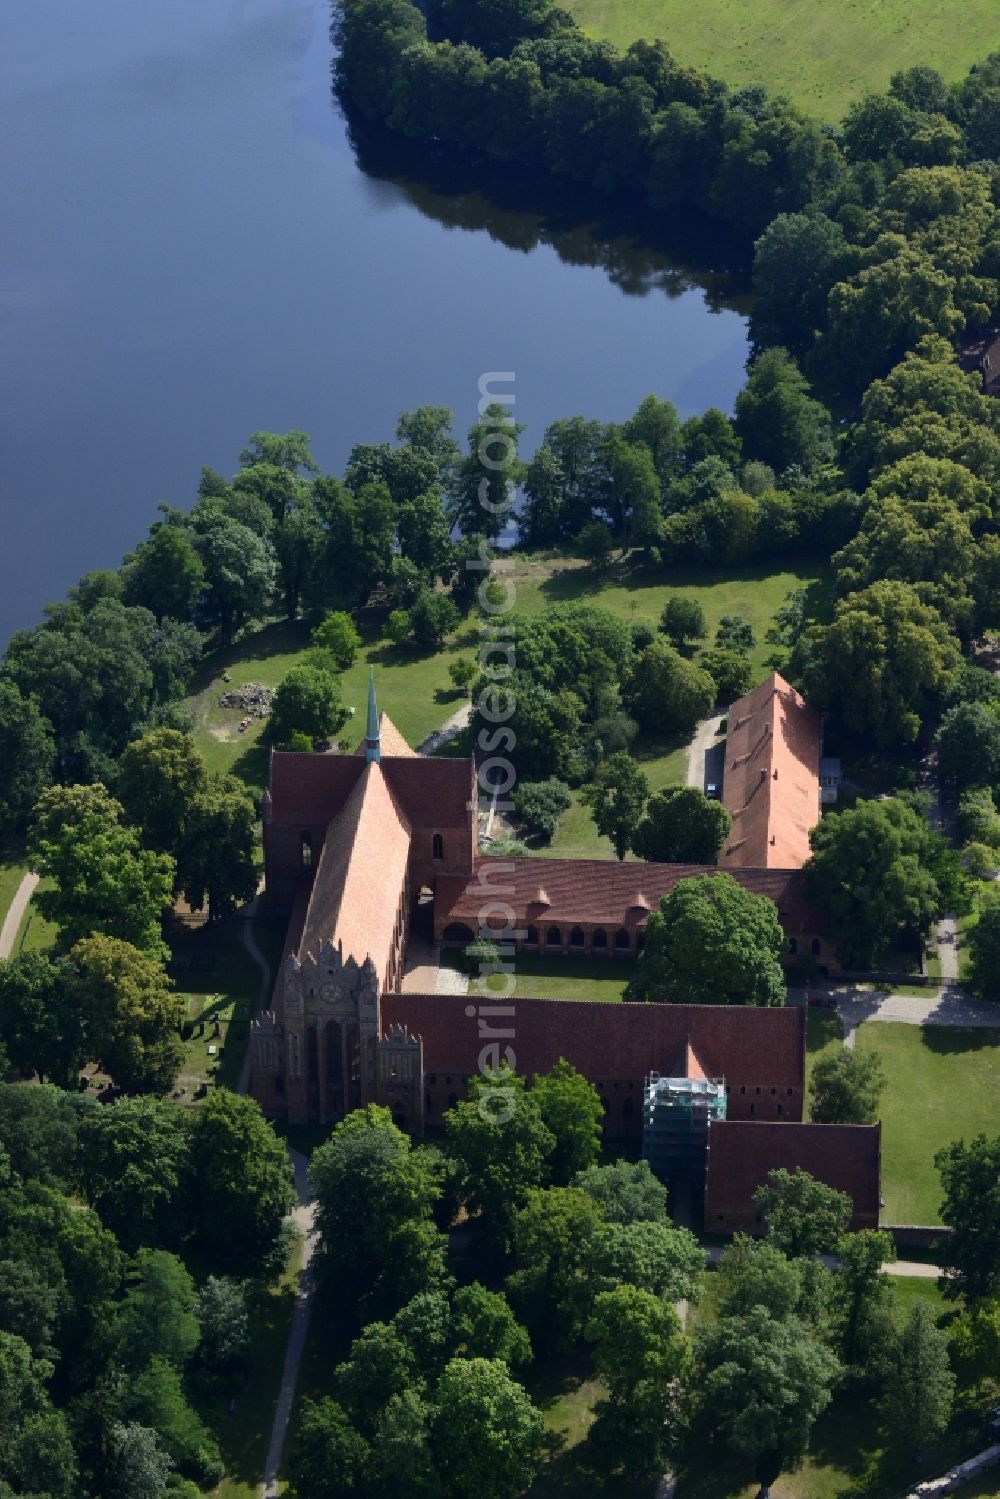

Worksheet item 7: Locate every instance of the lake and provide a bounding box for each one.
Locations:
[0,0,749,646]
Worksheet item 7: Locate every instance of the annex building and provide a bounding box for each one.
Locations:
[250,672,879,1233]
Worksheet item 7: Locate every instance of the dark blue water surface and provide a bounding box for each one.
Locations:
[0,0,749,645]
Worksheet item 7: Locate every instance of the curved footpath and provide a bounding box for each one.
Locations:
[0,872,38,960]
[237,901,318,1499]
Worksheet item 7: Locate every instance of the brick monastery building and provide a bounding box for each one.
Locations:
[250,672,880,1233]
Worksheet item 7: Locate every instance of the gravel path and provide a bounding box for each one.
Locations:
[417,702,470,755]
[686,712,725,788]
[236,900,319,1499]
[0,872,38,960]
[936,915,960,982]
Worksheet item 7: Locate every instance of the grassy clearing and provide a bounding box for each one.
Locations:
[855,1022,1000,1224]
[171,916,286,1101]
[186,616,475,789]
[14,879,58,955]
[449,948,636,1001]
[512,554,827,683]
[0,845,27,939]
[565,0,999,119]
[804,1007,844,1097]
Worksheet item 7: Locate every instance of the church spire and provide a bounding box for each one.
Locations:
[364,667,381,763]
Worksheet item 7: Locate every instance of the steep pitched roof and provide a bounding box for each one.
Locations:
[719,673,821,871]
[706,1120,881,1227]
[381,756,475,829]
[354,710,417,760]
[298,761,411,990]
[380,993,806,1091]
[268,750,365,826]
[438,856,820,933]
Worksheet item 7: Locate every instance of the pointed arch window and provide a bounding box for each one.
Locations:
[301,833,313,870]
[432,833,444,862]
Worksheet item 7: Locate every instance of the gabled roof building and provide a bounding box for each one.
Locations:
[250,674,879,1235]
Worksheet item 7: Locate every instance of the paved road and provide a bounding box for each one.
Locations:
[936,915,960,982]
[261,1150,318,1499]
[236,901,319,1499]
[833,986,1000,1033]
[0,872,38,960]
[417,702,470,755]
[686,712,725,789]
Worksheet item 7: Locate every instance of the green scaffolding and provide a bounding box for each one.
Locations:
[642,1072,727,1187]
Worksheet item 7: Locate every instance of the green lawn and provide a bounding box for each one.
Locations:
[804,1007,844,1098]
[172,917,286,1100]
[512,554,827,683]
[186,616,476,788]
[449,948,636,1001]
[855,1022,1000,1224]
[14,879,58,956]
[566,0,999,119]
[0,845,27,940]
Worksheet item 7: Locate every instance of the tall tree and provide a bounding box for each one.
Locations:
[268,663,349,748]
[626,873,786,1007]
[715,1235,804,1321]
[530,1059,603,1185]
[809,1047,885,1124]
[68,935,184,1096]
[695,1308,841,1490]
[573,1159,668,1224]
[0,952,85,1086]
[659,596,706,649]
[582,752,648,861]
[28,784,175,957]
[735,348,833,473]
[79,1097,193,1253]
[429,1358,543,1499]
[121,526,206,623]
[882,1302,955,1459]
[805,796,945,968]
[188,1091,295,1278]
[753,1167,852,1258]
[833,1229,896,1369]
[449,405,525,541]
[116,729,208,856]
[934,1133,1000,1301]
[444,1069,554,1253]
[631,785,732,863]
[177,775,258,920]
[0,681,55,837]
[310,1105,445,1318]
[196,516,276,645]
[115,1248,200,1372]
[624,639,716,737]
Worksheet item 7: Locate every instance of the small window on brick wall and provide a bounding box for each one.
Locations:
[432,833,444,862]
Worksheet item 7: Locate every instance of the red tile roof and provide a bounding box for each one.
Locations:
[719,673,821,871]
[438,857,820,933]
[706,1120,881,1226]
[381,993,806,1091]
[381,757,475,830]
[298,762,411,991]
[354,711,417,759]
[268,746,474,832]
[268,750,365,826]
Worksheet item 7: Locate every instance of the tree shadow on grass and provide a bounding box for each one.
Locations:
[920,1024,1000,1055]
[189,617,312,695]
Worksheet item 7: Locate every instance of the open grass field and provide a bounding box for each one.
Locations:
[855,1021,1000,1224]
[447,947,637,1001]
[187,615,475,788]
[185,557,823,857]
[565,0,1000,120]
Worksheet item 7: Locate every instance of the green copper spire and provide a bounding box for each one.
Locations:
[365,667,381,763]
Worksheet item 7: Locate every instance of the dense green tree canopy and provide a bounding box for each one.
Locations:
[79,1098,193,1253]
[28,784,175,957]
[573,1158,668,1224]
[581,752,648,861]
[935,1133,1000,1301]
[809,1047,886,1124]
[805,795,949,967]
[268,663,349,748]
[0,952,84,1087]
[187,1091,295,1278]
[624,639,715,737]
[429,1358,543,1499]
[631,785,732,864]
[68,935,184,1096]
[753,1168,852,1258]
[626,873,786,1007]
[0,681,55,838]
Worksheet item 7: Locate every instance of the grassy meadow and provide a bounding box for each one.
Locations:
[566,0,999,119]
[856,1022,1000,1224]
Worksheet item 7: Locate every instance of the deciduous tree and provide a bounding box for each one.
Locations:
[753,1167,852,1258]
[429,1358,543,1499]
[581,752,648,860]
[626,872,786,1007]
[69,936,184,1096]
[631,785,731,864]
[935,1132,1000,1301]
[809,1047,885,1124]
